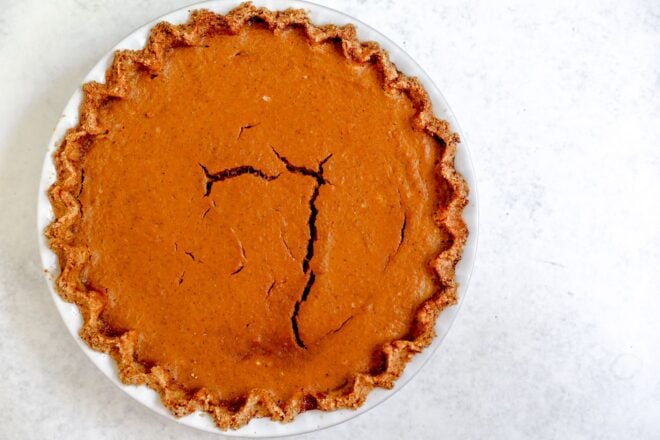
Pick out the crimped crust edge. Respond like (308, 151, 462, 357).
(46, 2, 469, 430)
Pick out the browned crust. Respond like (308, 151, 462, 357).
(46, 2, 468, 430)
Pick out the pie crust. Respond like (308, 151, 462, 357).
(46, 2, 468, 430)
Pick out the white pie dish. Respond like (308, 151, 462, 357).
(36, 0, 479, 436)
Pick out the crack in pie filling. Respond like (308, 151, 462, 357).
(46, 2, 468, 430)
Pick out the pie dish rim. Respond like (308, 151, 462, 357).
(36, 0, 479, 436)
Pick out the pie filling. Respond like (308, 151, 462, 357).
(47, 3, 468, 429)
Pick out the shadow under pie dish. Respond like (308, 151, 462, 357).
(43, 1, 469, 432)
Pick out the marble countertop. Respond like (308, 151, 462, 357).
(1, 0, 658, 438)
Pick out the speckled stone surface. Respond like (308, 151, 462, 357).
(1, 0, 658, 439)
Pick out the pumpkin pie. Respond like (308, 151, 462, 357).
(46, 2, 468, 430)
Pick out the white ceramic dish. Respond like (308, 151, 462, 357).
(36, 0, 478, 436)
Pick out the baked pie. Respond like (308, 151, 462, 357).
(46, 2, 468, 430)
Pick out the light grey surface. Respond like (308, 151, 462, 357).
(0, 0, 658, 439)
